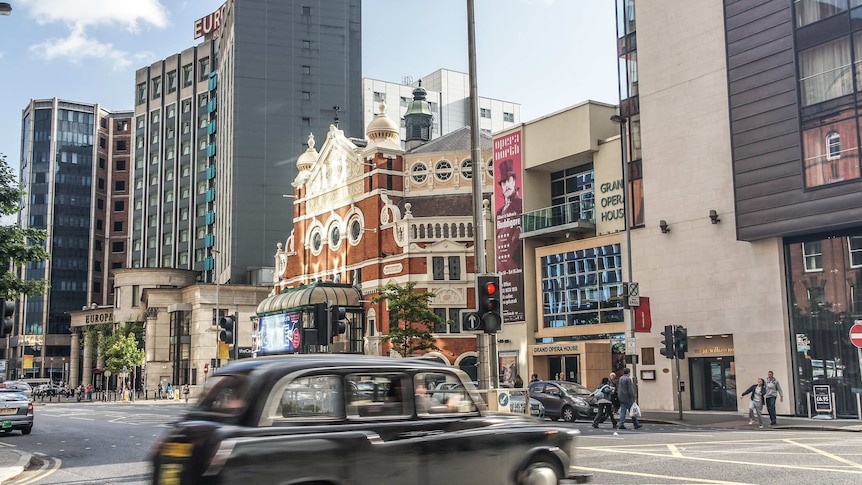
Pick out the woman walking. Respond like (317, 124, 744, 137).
(740, 377, 767, 428)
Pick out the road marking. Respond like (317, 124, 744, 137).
(667, 444, 683, 457)
(784, 439, 862, 469)
(577, 445, 862, 475)
(570, 465, 754, 484)
(13, 457, 62, 485)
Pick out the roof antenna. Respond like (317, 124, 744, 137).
(333, 105, 341, 128)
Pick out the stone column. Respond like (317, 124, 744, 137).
(82, 330, 93, 387)
(70, 329, 80, 387)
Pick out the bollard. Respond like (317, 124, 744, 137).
(833, 392, 837, 420)
(806, 392, 811, 418)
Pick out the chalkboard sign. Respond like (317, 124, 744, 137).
(813, 385, 832, 414)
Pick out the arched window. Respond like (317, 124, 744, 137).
(826, 131, 841, 160)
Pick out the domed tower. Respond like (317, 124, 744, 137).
(296, 132, 319, 173)
(366, 99, 400, 143)
(404, 80, 433, 150)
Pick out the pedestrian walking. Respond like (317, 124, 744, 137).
(86, 383, 92, 401)
(591, 377, 617, 428)
(740, 377, 767, 428)
(764, 370, 783, 426)
(166, 383, 174, 400)
(182, 384, 190, 403)
(158, 383, 164, 400)
(609, 372, 620, 414)
(616, 368, 642, 430)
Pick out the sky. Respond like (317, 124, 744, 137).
(0, 0, 618, 175)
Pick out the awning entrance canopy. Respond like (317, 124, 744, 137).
(256, 281, 362, 316)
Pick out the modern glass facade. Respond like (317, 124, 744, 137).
(785, 233, 862, 418)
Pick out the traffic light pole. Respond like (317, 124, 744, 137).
(675, 349, 683, 420)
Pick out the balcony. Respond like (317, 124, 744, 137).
(520, 200, 595, 239)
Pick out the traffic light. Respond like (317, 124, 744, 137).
(660, 324, 675, 359)
(477, 274, 502, 333)
(674, 326, 688, 359)
(218, 314, 235, 345)
(329, 304, 347, 338)
(0, 298, 13, 338)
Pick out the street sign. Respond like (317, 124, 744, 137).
(203, 363, 209, 374)
(462, 311, 483, 331)
(850, 322, 862, 349)
(626, 282, 640, 307)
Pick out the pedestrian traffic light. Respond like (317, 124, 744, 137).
(660, 324, 675, 359)
(477, 274, 502, 333)
(674, 325, 688, 359)
(218, 314, 235, 345)
(0, 298, 13, 338)
(329, 304, 347, 338)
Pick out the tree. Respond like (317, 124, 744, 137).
(0, 153, 50, 299)
(99, 323, 145, 382)
(371, 281, 442, 357)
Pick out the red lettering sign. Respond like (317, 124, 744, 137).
(194, 3, 226, 39)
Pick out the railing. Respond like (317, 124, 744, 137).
(521, 200, 595, 234)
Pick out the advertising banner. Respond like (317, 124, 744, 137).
(494, 130, 525, 323)
(498, 350, 519, 387)
(258, 311, 302, 355)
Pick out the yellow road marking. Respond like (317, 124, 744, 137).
(784, 439, 862, 470)
(570, 465, 754, 484)
(668, 443, 683, 457)
(13, 457, 62, 485)
(577, 446, 862, 475)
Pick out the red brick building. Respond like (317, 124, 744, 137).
(273, 99, 494, 380)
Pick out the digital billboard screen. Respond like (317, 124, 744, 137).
(258, 311, 302, 355)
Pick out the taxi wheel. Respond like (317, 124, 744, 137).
(517, 458, 562, 485)
(561, 405, 575, 422)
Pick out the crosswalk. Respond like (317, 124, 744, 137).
(39, 404, 184, 427)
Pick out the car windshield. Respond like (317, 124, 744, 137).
(557, 382, 592, 396)
(194, 374, 251, 415)
(0, 391, 28, 402)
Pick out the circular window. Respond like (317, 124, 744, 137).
(330, 225, 341, 248)
(311, 230, 322, 254)
(460, 159, 473, 179)
(411, 162, 428, 184)
(349, 218, 362, 244)
(435, 159, 453, 182)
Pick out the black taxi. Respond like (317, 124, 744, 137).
(150, 355, 589, 485)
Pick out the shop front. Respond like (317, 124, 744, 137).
(686, 335, 737, 411)
(529, 341, 612, 388)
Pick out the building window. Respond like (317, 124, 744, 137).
(311, 230, 323, 254)
(115, 180, 125, 191)
(460, 159, 472, 179)
(151, 110, 160, 124)
(550, 164, 595, 222)
(302, 65, 311, 75)
(503, 112, 514, 122)
(400, 96, 410, 107)
(803, 241, 823, 272)
(448, 256, 461, 280)
(117, 140, 127, 151)
(480, 108, 491, 118)
(432, 257, 445, 280)
(302, 6, 311, 15)
(798, 37, 851, 107)
(99, 137, 106, 148)
(114, 221, 123, 232)
(97, 199, 104, 210)
(349, 217, 362, 244)
(411, 162, 428, 184)
(199, 57, 210, 81)
(826, 131, 841, 160)
(795, 0, 848, 28)
(301, 117, 311, 126)
(183, 63, 193, 87)
(167, 104, 176, 119)
(152, 76, 162, 99)
(114, 201, 124, 212)
(330, 225, 341, 248)
(112, 241, 124, 252)
(435, 160, 453, 182)
(302, 91, 311, 100)
(302, 39, 311, 49)
(182, 99, 191, 113)
(115, 159, 126, 171)
(849, 236, 862, 268)
(136, 82, 146, 104)
(373, 91, 385, 102)
(167, 70, 177, 93)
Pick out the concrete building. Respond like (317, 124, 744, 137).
(613, 0, 862, 418)
(131, 0, 362, 286)
(3, 98, 132, 381)
(363, 68, 520, 144)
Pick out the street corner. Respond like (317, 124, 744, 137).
(0, 448, 35, 484)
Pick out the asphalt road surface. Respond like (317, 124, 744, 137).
(4, 401, 187, 485)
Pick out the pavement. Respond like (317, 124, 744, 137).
(1, 402, 861, 484)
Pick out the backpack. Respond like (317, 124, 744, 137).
(593, 384, 611, 401)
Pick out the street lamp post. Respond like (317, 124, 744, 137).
(212, 249, 220, 366)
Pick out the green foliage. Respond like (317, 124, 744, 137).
(0, 153, 50, 299)
(371, 281, 442, 357)
(99, 323, 146, 374)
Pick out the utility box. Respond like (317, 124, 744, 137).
(486, 388, 511, 413)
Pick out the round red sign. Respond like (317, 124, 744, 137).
(292, 328, 301, 350)
(850, 323, 862, 349)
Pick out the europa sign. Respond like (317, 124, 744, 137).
(194, 3, 227, 39)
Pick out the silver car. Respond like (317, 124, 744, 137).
(0, 389, 34, 435)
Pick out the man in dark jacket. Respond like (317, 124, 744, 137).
(617, 368, 642, 430)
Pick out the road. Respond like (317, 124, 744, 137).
(4, 406, 862, 484)
(2, 401, 187, 484)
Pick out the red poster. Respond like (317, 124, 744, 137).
(493, 131, 525, 323)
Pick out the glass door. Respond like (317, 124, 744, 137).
(690, 357, 737, 411)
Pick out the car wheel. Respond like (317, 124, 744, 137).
(21, 426, 32, 435)
(561, 405, 575, 422)
(517, 457, 562, 485)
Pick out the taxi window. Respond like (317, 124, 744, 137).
(273, 375, 341, 419)
(196, 375, 250, 415)
(345, 374, 409, 418)
(416, 372, 478, 416)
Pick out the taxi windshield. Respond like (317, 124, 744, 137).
(194, 374, 251, 415)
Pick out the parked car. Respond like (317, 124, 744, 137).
(34, 383, 62, 397)
(528, 380, 598, 422)
(150, 354, 590, 485)
(510, 391, 545, 417)
(0, 381, 33, 397)
(0, 389, 34, 435)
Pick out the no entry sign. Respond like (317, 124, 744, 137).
(850, 322, 862, 349)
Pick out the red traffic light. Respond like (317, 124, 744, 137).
(484, 281, 498, 296)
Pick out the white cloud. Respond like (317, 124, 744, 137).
(29, 24, 131, 70)
(21, 0, 169, 32)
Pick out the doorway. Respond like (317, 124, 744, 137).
(690, 357, 737, 411)
(548, 355, 580, 383)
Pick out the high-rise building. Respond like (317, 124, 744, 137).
(363, 68, 520, 145)
(613, 0, 862, 418)
(132, 0, 362, 286)
(7, 98, 132, 380)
